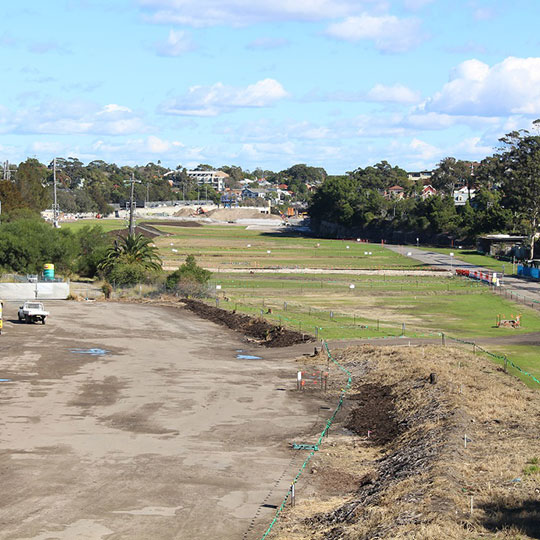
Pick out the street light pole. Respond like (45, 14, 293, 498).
(53, 158, 59, 228)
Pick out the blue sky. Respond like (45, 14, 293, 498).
(1, 0, 540, 174)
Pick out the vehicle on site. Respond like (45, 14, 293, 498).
(18, 301, 49, 324)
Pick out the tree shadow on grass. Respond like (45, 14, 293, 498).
(479, 498, 540, 539)
(260, 229, 312, 239)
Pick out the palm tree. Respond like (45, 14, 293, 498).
(98, 234, 162, 273)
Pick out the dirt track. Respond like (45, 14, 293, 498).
(0, 301, 324, 539)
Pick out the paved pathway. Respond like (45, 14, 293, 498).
(385, 245, 540, 304)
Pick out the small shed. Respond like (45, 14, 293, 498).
(477, 234, 527, 258)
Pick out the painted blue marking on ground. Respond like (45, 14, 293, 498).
(236, 354, 262, 360)
(0, 379, 12, 382)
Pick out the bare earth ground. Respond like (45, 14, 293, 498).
(0, 301, 325, 540)
(272, 345, 540, 539)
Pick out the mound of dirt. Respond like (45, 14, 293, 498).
(141, 220, 202, 228)
(346, 384, 400, 445)
(205, 208, 280, 221)
(172, 207, 197, 217)
(182, 299, 313, 347)
(273, 345, 540, 539)
(108, 224, 165, 239)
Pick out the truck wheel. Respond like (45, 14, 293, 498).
(42, 318, 46, 325)
(25, 315, 30, 324)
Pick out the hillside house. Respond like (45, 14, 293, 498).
(453, 186, 475, 206)
(421, 185, 437, 199)
(186, 169, 229, 192)
(385, 185, 405, 199)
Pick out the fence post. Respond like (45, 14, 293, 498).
(504, 356, 508, 373)
(441, 332, 446, 346)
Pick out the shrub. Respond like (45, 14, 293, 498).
(166, 255, 211, 291)
(108, 263, 146, 287)
(101, 282, 113, 299)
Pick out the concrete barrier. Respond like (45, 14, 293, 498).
(0, 283, 70, 300)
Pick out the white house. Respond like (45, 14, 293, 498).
(186, 170, 229, 192)
(453, 186, 475, 206)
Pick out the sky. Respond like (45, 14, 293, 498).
(1, 0, 540, 174)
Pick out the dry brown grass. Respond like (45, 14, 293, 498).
(267, 344, 540, 539)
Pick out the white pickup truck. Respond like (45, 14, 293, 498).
(18, 301, 49, 324)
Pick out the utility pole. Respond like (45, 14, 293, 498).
(129, 173, 136, 236)
(53, 158, 60, 228)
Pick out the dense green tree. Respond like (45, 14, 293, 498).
(219, 165, 244, 185)
(0, 217, 78, 274)
(309, 175, 358, 226)
(74, 225, 111, 277)
(350, 161, 409, 191)
(431, 157, 472, 196)
(497, 125, 540, 257)
(14, 158, 50, 210)
(0, 180, 26, 214)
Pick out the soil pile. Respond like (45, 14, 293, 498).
(141, 220, 202, 228)
(345, 384, 400, 445)
(205, 208, 280, 221)
(182, 299, 313, 347)
(173, 207, 197, 217)
(108, 224, 165, 239)
(273, 345, 540, 539)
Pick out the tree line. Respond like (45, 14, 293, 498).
(0, 159, 327, 219)
(309, 126, 540, 257)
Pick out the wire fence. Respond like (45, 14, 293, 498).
(258, 341, 352, 540)
(443, 334, 540, 386)
(204, 296, 540, 387)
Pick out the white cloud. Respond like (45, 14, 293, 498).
(98, 104, 133, 114)
(160, 78, 289, 116)
(156, 29, 195, 56)
(139, 0, 383, 27)
(147, 135, 184, 152)
(325, 14, 423, 52)
(367, 83, 421, 103)
(408, 138, 440, 161)
(0, 100, 148, 136)
(425, 57, 540, 116)
(92, 136, 187, 158)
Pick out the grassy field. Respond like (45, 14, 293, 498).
(153, 226, 423, 270)
(417, 246, 515, 274)
(61, 218, 126, 233)
(485, 344, 540, 387)
(63, 219, 540, 385)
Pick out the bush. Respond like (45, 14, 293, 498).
(169, 278, 210, 298)
(101, 282, 113, 299)
(108, 263, 146, 287)
(166, 255, 211, 291)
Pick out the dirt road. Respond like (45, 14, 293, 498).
(0, 301, 324, 539)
